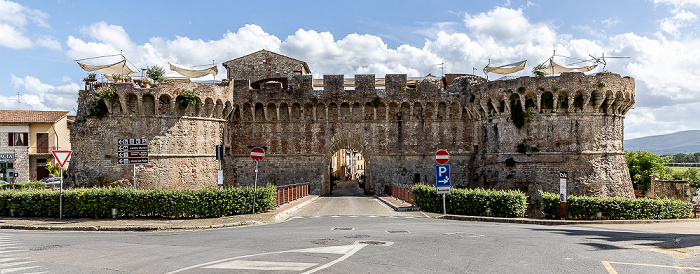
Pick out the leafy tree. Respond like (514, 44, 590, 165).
(532, 63, 547, 77)
(146, 65, 165, 81)
(45, 159, 66, 177)
(626, 150, 669, 191)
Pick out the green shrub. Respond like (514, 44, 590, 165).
(412, 184, 527, 217)
(0, 185, 278, 218)
(539, 191, 693, 219)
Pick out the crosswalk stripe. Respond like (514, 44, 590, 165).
(1, 265, 41, 273)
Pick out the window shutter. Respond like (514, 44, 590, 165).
(8, 133, 13, 146)
(23, 133, 28, 146)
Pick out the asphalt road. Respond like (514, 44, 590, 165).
(0, 188, 698, 273)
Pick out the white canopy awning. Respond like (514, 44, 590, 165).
(77, 60, 136, 76)
(169, 63, 218, 78)
(484, 60, 527, 74)
(537, 61, 597, 75)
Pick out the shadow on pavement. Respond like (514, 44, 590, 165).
(329, 180, 367, 197)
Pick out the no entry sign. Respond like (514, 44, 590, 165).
(435, 149, 450, 165)
(250, 146, 265, 161)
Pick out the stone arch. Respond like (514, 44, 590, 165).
(321, 132, 372, 195)
(303, 102, 314, 121)
(572, 91, 585, 112)
(412, 102, 422, 120)
(495, 95, 506, 114)
(524, 92, 537, 112)
(242, 103, 253, 121)
(401, 102, 411, 120)
(140, 94, 155, 115)
(214, 99, 223, 119)
(589, 90, 603, 111)
(376, 102, 386, 120)
(473, 99, 485, 119)
(203, 98, 215, 118)
(364, 102, 374, 120)
(450, 102, 460, 119)
(291, 103, 302, 121)
(612, 91, 625, 114)
(108, 95, 122, 114)
(388, 102, 399, 120)
(267, 103, 277, 121)
(541, 91, 554, 112)
(279, 103, 290, 120)
(316, 102, 326, 121)
(232, 104, 241, 121)
(125, 93, 138, 115)
(425, 102, 435, 119)
(600, 91, 613, 113)
(340, 102, 351, 120)
(437, 102, 448, 119)
(462, 106, 472, 119)
(557, 91, 570, 112)
(223, 101, 232, 120)
(328, 103, 339, 120)
(158, 95, 170, 115)
(352, 102, 362, 120)
(484, 98, 495, 116)
(254, 103, 265, 121)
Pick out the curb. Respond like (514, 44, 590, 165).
(274, 195, 320, 220)
(374, 195, 420, 212)
(438, 214, 700, 225)
(0, 221, 261, 232)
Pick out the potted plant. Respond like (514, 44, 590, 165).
(146, 65, 165, 83)
(142, 78, 152, 88)
(112, 74, 123, 83)
(83, 73, 97, 82)
(124, 75, 132, 82)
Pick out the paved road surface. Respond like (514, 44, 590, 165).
(291, 180, 424, 217)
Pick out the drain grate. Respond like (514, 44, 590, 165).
(311, 239, 340, 245)
(443, 232, 485, 238)
(354, 240, 394, 246)
(386, 230, 409, 234)
(344, 234, 370, 239)
(331, 227, 355, 231)
(30, 244, 62, 251)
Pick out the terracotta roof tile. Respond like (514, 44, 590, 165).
(0, 110, 70, 124)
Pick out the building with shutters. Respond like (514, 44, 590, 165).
(0, 110, 71, 182)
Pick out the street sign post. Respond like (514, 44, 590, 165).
(248, 146, 266, 214)
(52, 150, 72, 219)
(118, 139, 149, 189)
(559, 172, 568, 219)
(436, 164, 451, 215)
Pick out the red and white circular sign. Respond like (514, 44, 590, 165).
(435, 149, 450, 164)
(250, 146, 265, 161)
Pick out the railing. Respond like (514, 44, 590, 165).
(277, 182, 310, 206)
(29, 146, 59, 154)
(385, 183, 414, 205)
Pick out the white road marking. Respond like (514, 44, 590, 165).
(203, 260, 316, 271)
(167, 244, 368, 273)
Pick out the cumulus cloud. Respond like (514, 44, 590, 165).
(6, 75, 79, 112)
(658, 9, 697, 37)
(0, 0, 59, 50)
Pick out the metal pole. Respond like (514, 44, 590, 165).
(442, 194, 446, 215)
(253, 161, 258, 214)
(133, 164, 136, 189)
(59, 168, 63, 219)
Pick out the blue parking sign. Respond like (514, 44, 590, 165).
(436, 164, 450, 194)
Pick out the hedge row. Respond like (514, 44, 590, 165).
(539, 191, 693, 220)
(0, 185, 277, 218)
(412, 184, 527, 217)
(0, 182, 45, 190)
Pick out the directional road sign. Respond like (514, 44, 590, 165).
(436, 164, 451, 194)
(118, 138, 149, 165)
(435, 149, 450, 165)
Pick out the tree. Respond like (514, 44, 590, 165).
(626, 150, 669, 191)
(45, 159, 66, 177)
(146, 65, 165, 81)
(532, 63, 547, 77)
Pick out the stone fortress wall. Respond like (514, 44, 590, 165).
(69, 51, 636, 198)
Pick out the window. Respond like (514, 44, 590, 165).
(8, 133, 28, 146)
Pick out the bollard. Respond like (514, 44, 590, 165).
(111, 208, 117, 219)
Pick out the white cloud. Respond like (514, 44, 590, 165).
(0, 0, 55, 50)
(464, 7, 556, 46)
(7, 75, 79, 112)
(658, 9, 697, 37)
(654, 0, 700, 8)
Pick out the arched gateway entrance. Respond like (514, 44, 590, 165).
(323, 133, 371, 196)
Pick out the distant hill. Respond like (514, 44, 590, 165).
(625, 130, 700, 155)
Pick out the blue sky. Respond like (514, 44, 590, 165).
(1, 0, 700, 139)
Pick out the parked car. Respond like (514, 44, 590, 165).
(40, 177, 62, 189)
(0, 180, 7, 184)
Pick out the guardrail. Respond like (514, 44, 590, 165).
(277, 182, 310, 206)
(385, 183, 414, 205)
